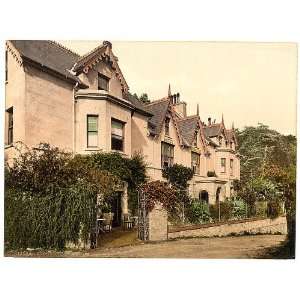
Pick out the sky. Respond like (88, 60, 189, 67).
(60, 41, 297, 135)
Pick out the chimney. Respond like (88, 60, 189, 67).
(177, 93, 180, 103)
(208, 117, 212, 126)
(103, 41, 112, 49)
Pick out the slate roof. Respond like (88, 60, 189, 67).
(203, 124, 222, 137)
(124, 93, 153, 116)
(146, 98, 171, 135)
(72, 43, 107, 73)
(10, 40, 87, 87)
(177, 116, 199, 146)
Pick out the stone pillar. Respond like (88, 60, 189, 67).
(148, 203, 168, 241)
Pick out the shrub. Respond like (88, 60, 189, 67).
(5, 143, 147, 250)
(267, 201, 283, 219)
(207, 171, 217, 177)
(140, 181, 178, 213)
(230, 197, 247, 219)
(187, 201, 210, 224)
(162, 164, 193, 189)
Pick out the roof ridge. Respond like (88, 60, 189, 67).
(78, 42, 105, 60)
(205, 123, 221, 127)
(178, 115, 199, 121)
(146, 97, 169, 106)
(49, 41, 80, 57)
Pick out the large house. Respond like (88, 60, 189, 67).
(4, 40, 240, 224)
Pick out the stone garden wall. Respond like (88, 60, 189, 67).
(168, 216, 287, 239)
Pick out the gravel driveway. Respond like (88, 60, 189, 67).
(85, 234, 286, 258)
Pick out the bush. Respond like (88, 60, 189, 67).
(230, 197, 247, 219)
(5, 143, 147, 250)
(207, 171, 217, 177)
(187, 201, 210, 224)
(267, 201, 283, 219)
(140, 181, 178, 213)
(162, 164, 193, 189)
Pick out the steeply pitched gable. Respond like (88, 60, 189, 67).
(71, 41, 129, 93)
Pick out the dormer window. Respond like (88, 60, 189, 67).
(219, 136, 222, 146)
(193, 131, 198, 147)
(98, 73, 109, 91)
(165, 117, 170, 136)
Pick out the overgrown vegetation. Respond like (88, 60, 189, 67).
(5, 143, 147, 250)
(235, 123, 296, 256)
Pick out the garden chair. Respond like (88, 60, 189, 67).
(122, 213, 134, 230)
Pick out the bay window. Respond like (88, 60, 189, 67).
(111, 119, 124, 151)
(87, 115, 98, 148)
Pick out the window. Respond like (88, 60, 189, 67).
(230, 159, 234, 175)
(5, 50, 8, 82)
(87, 115, 98, 147)
(219, 136, 222, 146)
(221, 158, 226, 173)
(165, 117, 170, 136)
(193, 131, 198, 147)
(98, 73, 109, 91)
(191, 152, 200, 174)
(111, 119, 124, 151)
(7, 107, 13, 145)
(161, 142, 174, 168)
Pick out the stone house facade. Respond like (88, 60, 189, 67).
(4, 40, 240, 222)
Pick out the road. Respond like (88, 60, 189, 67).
(85, 234, 286, 258)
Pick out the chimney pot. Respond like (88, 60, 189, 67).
(103, 41, 112, 48)
(208, 117, 212, 125)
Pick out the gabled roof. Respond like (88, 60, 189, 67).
(177, 116, 199, 146)
(8, 40, 87, 87)
(203, 124, 222, 137)
(226, 128, 238, 145)
(71, 41, 129, 93)
(146, 98, 171, 135)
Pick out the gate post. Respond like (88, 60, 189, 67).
(148, 203, 168, 241)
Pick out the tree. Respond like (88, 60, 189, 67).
(236, 124, 296, 256)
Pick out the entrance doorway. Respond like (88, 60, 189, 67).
(111, 192, 122, 227)
(199, 190, 209, 204)
(216, 187, 221, 205)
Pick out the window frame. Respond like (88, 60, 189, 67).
(98, 73, 110, 91)
(111, 118, 125, 152)
(87, 114, 99, 148)
(164, 117, 170, 136)
(193, 131, 198, 147)
(221, 158, 226, 173)
(230, 158, 234, 175)
(6, 107, 13, 145)
(191, 152, 200, 174)
(161, 142, 174, 169)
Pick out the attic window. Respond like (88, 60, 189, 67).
(219, 136, 222, 146)
(98, 73, 109, 91)
(165, 117, 170, 136)
(193, 131, 198, 147)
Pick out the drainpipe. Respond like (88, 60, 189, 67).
(73, 82, 79, 155)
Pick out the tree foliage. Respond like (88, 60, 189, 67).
(236, 124, 296, 253)
(140, 181, 178, 213)
(162, 163, 193, 189)
(5, 143, 147, 250)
